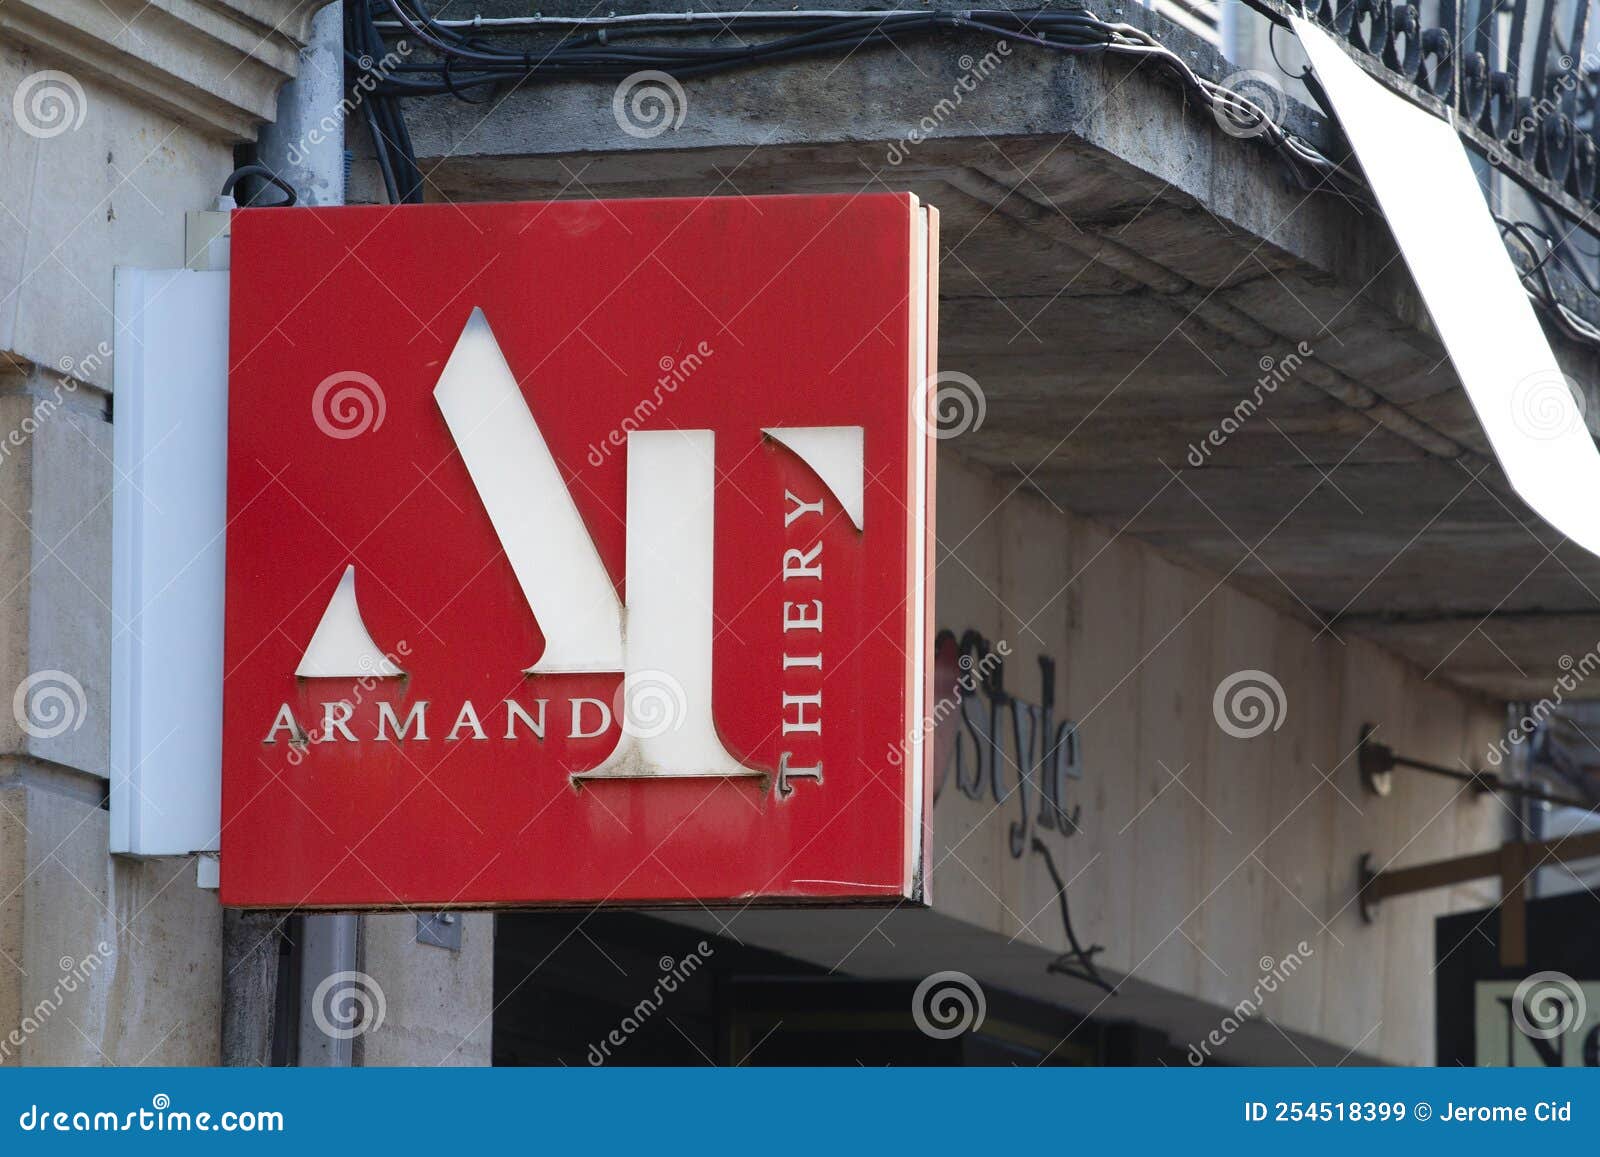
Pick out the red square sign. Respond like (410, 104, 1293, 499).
(221, 194, 936, 908)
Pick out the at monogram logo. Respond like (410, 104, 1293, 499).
(270, 309, 864, 785)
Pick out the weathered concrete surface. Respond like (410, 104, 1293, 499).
(357, 912, 493, 1066)
(221, 910, 283, 1066)
(0, 38, 234, 392)
(0, 382, 112, 777)
(0, 0, 322, 142)
(383, 2, 1600, 697)
(0, 783, 221, 1065)
(0, 363, 220, 1063)
(0, 0, 508, 1070)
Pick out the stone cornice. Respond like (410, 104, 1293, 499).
(0, 0, 325, 141)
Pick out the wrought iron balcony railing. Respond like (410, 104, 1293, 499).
(1244, 0, 1600, 223)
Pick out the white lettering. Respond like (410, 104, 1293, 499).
(783, 600, 823, 631)
(320, 701, 357, 742)
(447, 700, 488, 741)
(782, 692, 822, 735)
(504, 699, 547, 739)
(783, 490, 824, 527)
(570, 697, 613, 739)
(376, 701, 429, 741)
(782, 542, 822, 580)
(263, 703, 305, 744)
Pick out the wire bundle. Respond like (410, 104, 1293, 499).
(348, 0, 1600, 350)
(349, 1, 1360, 202)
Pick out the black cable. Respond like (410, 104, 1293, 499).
(222, 163, 298, 207)
(347, 1, 397, 201)
(349, 0, 425, 202)
(348, 2, 1355, 198)
(342, 1, 1600, 348)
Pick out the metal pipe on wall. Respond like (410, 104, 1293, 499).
(233, 0, 356, 1067)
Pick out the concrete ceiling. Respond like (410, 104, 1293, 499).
(387, 15, 1600, 700)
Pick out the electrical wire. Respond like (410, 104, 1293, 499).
(1499, 214, 1600, 344)
(221, 163, 298, 206)
(348, 1, 1361, 195)
(346, 0, 1600, 350)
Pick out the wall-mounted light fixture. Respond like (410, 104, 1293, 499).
(1356, 724, 1588, 809)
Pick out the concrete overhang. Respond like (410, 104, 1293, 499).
(380, 0, 1600, 699)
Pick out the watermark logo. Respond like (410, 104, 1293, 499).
(13, 670, 87, 740)
(587, 941, 715, 1064)
(1511, 971, 1587, 1040)
(1211, 669, 1285, 739)
(13, 71, 88, 139)
(612, 71, 688, 139)
(586, 342, 713, 467)
(1212, 71, 1286, 140)
(287, 44, 412, 169)
(0, 941, 112, 1063)
(310, 970, 386, 1040)
(1486, 644, 1600, 766)
(1509, 368, 1586, 441)
(886, 42, 1011, 164)
(912, 970, 986, 1038)
(887, 637, 1009, 767)
(1485, 52, 1592, 168)
(614, 669, 689, 740)
(1187, 941, 1314, 1064)
(312, 371, 387, 440)
(918, 370, 986, 440)
(1186, 341, 1312, 466)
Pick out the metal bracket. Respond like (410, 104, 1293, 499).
(1357, 721, 1588, 807)
(416, 912, 462, 951)
(1357, 723, 1393, 796)
(1357, 851, 1379, 924)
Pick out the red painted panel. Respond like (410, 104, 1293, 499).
(221, 194, 934, 908)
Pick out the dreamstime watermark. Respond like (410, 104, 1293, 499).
(1211, 70, 1287, 140)
(284, 642, 413, 765)
(917, 370, 986, 440)
(886, 638, 1010, 766)
(1485, 640, 1600, 766)
(12, 70, 88, 139)
(912, 970, 986, 1038)
(1212, 668, 1286, 739)
(286, 43, 412, 169)
(312, 370, 387, 439)
(614, 669, 689, 739)
(0, 942, 113, 1063)
(1508, 368, 1587, 442)
(0, 343, 105, 466)
(310, 970, 386, 1040)
(1186, 341, 1313, 466)
(17, 1095, 283, 1133)
(12, 670, 88, 741)
(612, 71, 688, 139)
(587, 941, 715, 1064)
(1484, 52, 1596, 168)
(586, 342, 713, 467)
(1186, 941, 1315, 1064)
(886, 42, 1012, 165)
(1511, 971, 1587, 1040)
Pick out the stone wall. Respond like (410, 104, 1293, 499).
(0, 2, 495, 1067)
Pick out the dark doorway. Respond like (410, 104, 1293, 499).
(493, 912, 1178, 1065)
